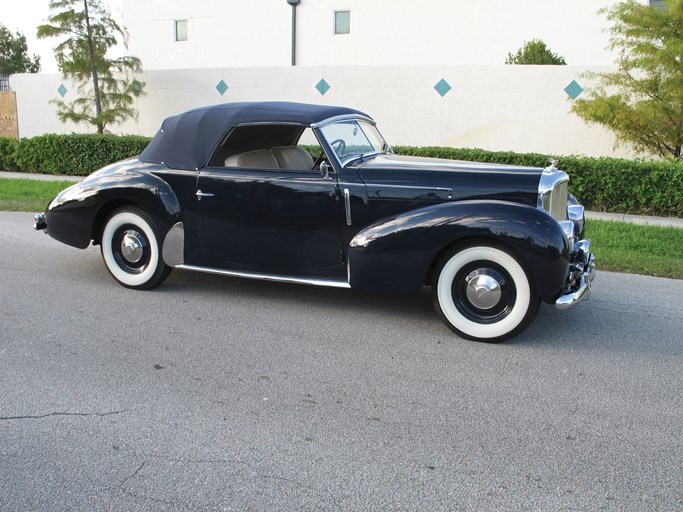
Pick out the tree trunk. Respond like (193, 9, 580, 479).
(83, 0, 103, 133)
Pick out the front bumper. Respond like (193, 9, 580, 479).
(555, 239, 595, 310)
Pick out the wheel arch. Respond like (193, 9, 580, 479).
(91, 198, 141, 245)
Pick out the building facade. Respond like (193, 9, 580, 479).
(121, 0, 653, 70)
(10, 0, 667, 157)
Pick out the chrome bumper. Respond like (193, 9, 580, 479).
(556, 239, 595, 310)
(33, 212, 47, 231)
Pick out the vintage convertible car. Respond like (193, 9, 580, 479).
(34, 101, 594, 342)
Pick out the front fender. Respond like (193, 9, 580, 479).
(45, 161, 182, 249)
(348, 200, 570, 302)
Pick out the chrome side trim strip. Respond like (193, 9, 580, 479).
(365, 183, 453, 193)
(162, 222, 184, 267)
(343, 188, 352, 226)
(176, 264, 351, 288)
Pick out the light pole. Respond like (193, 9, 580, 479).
(287, 0, 300, 66)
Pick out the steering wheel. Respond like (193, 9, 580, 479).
(330, 139, 346, 155)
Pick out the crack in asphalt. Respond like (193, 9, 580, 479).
(0, 411, 125, 421)
(119, 461, 146, 488)
(120, 488, 192, 510)
(245, 463, 343, 512)
(116, 443, 343, 511)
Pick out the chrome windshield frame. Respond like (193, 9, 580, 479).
(312, 114, 389, 168)
(311, 113, 376, 129)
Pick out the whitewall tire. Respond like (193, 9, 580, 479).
(101, 207, 171, 289)
(432, 243, 540, 342)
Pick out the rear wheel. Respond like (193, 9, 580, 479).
(100, 207, 171, 289)
(432, 243, 540, 342)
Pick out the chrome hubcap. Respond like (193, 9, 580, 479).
(465, 272, 502, 310)
(121, 231, 144, 263)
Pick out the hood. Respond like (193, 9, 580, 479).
(354, 154, 543, 206)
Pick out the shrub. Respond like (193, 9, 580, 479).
(3, 135, 681, 217)
(394, 146, 683, 217)
(13, 134, 150, 175)
(0, 137, 19, 171)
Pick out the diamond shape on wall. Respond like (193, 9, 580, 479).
(434, 79, 451, 97)
(57, 84, 68, 97)
(564, 80, 584, 99)
(315, 79, 330, 96)
(216, 80, 229, 96)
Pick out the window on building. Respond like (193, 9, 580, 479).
(174, 20, 188, 42)
(649, 0, 666, 8)
(334, 10, 350, 35)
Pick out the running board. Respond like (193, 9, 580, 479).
(176, 264, 351, 288)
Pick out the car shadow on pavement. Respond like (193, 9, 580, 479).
(64, 250, 683, 352)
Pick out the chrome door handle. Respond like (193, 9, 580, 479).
(196, 190, 215, 201)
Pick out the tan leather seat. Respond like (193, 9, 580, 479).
(272, 146, 315, 170)
(225, 149, 279, 168)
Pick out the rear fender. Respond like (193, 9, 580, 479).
(348, 200, 570, 302)
(45, 168, 181, 249)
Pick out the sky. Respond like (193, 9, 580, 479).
(1, 0, 122, 73)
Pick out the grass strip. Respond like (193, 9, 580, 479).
(0, 178, 75, 212)
(586, 219, 683, 280)
(0, 178, 680, 279)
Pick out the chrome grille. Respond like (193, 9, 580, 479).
(537, 166, 569, 221)
(550, 179, 568, 221)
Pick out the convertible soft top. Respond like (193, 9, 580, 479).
(139, 101, 367, 170)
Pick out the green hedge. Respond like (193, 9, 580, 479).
(1, 135, 681, 217)
(1, 134, 151, 176)
(0, 137, 19, 172)
(394, 146, 683, 217)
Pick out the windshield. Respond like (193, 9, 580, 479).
(319, 119, 389, 165)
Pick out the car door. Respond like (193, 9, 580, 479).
(183, 166, 346, 278)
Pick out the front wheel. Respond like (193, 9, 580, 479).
(100, 207, 171, 290)
(432, 243, 540, 343)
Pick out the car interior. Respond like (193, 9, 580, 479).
(208, 124, 322, 171)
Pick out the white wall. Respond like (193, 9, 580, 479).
(10, 65, 632, 159)
(121, 0, 638, 70)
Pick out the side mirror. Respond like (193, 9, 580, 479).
(320, 160, 333, 180)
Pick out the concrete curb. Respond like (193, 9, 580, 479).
(585, 211, 683, 229)
(2, 170, 681, 228)
(0, 171, 83, 182)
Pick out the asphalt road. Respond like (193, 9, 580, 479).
(1, 211, 681, 512)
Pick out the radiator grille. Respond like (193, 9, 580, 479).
(537, 168, 569, 221)
(550, 179, 568, 221)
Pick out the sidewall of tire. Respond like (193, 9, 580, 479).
(433, 244, 538, 342)
(101, 208, 169, 289)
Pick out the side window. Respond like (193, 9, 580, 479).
(208, 125, 318, 171)
(297, 128, 323, 166)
